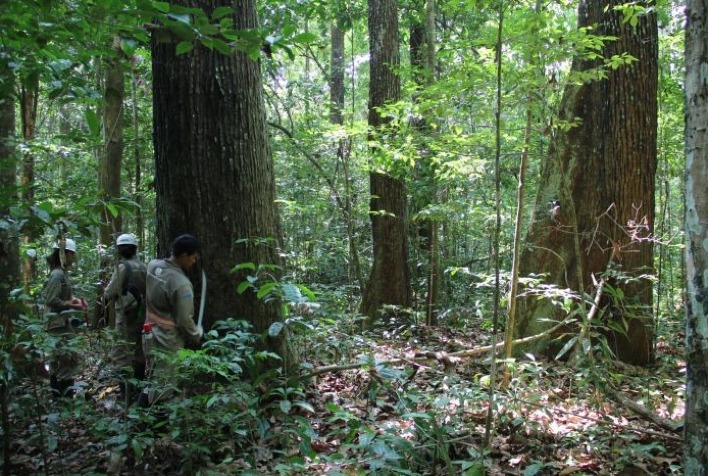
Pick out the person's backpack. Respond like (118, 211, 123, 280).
(121, 261, 145, 321)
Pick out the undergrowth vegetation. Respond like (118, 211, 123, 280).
(2, 286, 684, 475)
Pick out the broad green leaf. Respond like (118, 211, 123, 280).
(212, 6, 233, 19)
(232, 262, 256, 272)
(106, 203, 119, 218)
(236, 281, 250, 294)
(84, 109, 100, 137)
(555, 336, 578, 360)
(131, 438, 143, 459)
(292, 32, 318, 43)
(268, 321, 284, 337)
(256, 282, 277, 299)
(175, 41, 193, 55)
(151, 1, 170, 13)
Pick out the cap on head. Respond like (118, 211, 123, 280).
(171, 234, 199, 257)
(116, 233, 138, 247)
(53, 238, 77, 253)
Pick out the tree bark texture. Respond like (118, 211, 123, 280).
(361, 0, 412, 320)
(0, 58, 20, 335)
(20, 80, 37, 287)
(330, 24, 345, 125)
(517, 0, 657, 365)
(100, 37, 125, 245)
(684, 0, 708, 470)
(152, 0, 284, 340)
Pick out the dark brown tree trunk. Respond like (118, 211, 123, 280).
(129, 57, 145, 245)
(684, 0, 708, 468)
(360, 0, 412, 321)
(0, 49, 20, 476)
(101, 37, 124, 244)
(330, 24, 345, 126)
(152, 0, 287, 359)
(517, 0, 657, 365)
(20, 80, 37, 288)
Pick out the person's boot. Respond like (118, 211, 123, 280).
(133, 362, 146, 382)
(59, 379, 75, 398)
(50, 376, 75, 398)
(50, 375, 61, 398)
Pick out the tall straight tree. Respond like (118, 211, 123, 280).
(19, 75, 38, 287)
(100, 36, 125, 245)
(330, 20, 364, 293)
(516, 0, 658, 365)
(684, 0, 708, 468)
(151, 0, 287, 358)
(409, 0, 439, 325)
(361, 0, 412, 320)
(0, 53, 20, 328)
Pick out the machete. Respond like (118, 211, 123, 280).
(198, 268, 206, 328)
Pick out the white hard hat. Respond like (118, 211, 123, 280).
(53, 238, 77, 252)
(116, 233, 138, 246)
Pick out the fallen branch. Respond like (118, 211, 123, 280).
(603, 385, 682, 434)
(516, 393, 682, 441)
(302, 318, 573, 379)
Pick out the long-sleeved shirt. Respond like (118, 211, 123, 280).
(145, 258, 201, 351)
(44, 268, 74, 313)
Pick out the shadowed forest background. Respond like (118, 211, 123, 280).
(0, 0, 705, 474)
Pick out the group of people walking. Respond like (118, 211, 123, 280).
(43, 233, 204, 404)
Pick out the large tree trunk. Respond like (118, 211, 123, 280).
(360, 0, 412, 320)
(517, 0, 657, 365)
(684, 0, 708, 469)
(152, 0, 286, 359)
(0, 50, 20, 476)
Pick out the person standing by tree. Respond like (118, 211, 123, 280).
(43, 238, 87, 397)
(103, 233, 147, 402)
(142, 234, 203, 404)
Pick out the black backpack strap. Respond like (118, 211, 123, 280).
(121, 260, 133, 296)
(121, 261, 142, 303)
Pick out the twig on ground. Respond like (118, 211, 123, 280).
(302, 319, 572, 379)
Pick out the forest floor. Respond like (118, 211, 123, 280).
(4, 319, 685, 475)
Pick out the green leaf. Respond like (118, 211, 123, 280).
(212, 6, 233, 19)
(232, 262, 256, 272)
(268, 321, 284, 337)
(555, 336, 578, 360)
(256, 282, 277, 299)
(292, 32, 318, 43)
(236, 281, 250, 294)
(212, 39, 232, 56)
(176, 41, 193, 55)
(84, 109, 100, 137)
(151, 1, 170, 13)
(281, 282, 302, 303)
(293, 401, 315, 413)
(279, 399, 292, 413)
(131, 438, 143, 459)
(106, 203, 119, 218)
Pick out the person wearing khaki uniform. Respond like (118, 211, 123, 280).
(43, 238, 87, 398)
(142, 234, 203, 404)
(104, 233, 147, 401)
